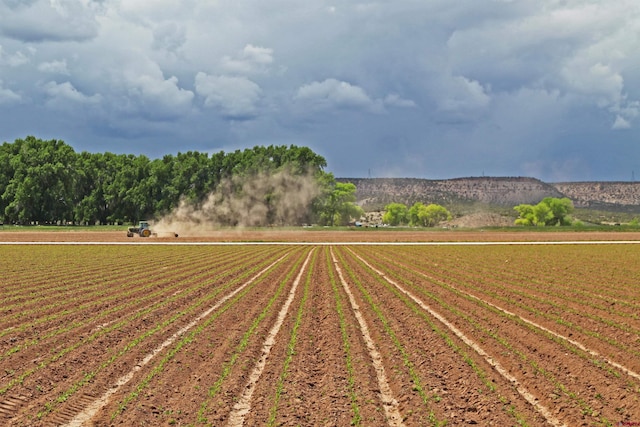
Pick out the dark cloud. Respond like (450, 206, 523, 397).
(0, 0, 100, 42)
(0, 0, 639, 181)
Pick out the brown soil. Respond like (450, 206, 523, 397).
(346, 244, 640, 424)
(2, 228, 640, 243)
(1, 230, 640, 426)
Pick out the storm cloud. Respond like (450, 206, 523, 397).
(1, 0, 639, 181)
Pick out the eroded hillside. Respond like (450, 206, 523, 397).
(551, 182, 640, 208)
(341, 177, 564, 209)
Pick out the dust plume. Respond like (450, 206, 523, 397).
(153, 169, 321, 236)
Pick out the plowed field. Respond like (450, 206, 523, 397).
(1, 231, 640, 426)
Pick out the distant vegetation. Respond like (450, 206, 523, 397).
(514, 197, 574, 226)
(0, 136, 359, 226)
(4, 137, 640, 229)
(382, 202, 452, 227)
(343, 177, 640, 227)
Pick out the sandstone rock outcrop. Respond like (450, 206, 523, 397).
(341, 177, 564, 208)
(551, 182, 640, 208)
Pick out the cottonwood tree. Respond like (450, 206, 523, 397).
(383, 202, 451, 227)
(382, 202, 409, 225)
(0, 136, 332, 226)
(514, 197, 574, 226)
(315, 179, 363, 226)
(409, 202, 452, 227)
(3, 137, 76, 224)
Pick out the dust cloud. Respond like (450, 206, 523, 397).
(153, 169, 321, 236)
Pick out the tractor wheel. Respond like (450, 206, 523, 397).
(127, 232, 134, 237)
(141, 229, 151, 237)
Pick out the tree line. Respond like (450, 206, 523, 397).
(514, 197, 575, 226)
(382, 202, 452, 227)
(382, 198, 577, 228)
(0, 136, 360, 226)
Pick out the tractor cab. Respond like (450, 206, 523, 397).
(127, 220, 153, 237)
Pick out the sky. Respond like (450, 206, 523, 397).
(1, 0, 639, 182)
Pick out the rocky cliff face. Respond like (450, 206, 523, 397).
(551, 182, 640, 208)
(340, 177, 565, 209)
(338, 177, 640, 211)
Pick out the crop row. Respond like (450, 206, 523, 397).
(358, 244, 640, 375)
(99, 246, 546, 426)
(0, 245, 298, 425)
(1, 243, 639, 426)
(347, 244, 640, 424)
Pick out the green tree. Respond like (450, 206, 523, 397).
(3, 137, 77, 224)
(0, 142, 16, 222)
(149, 155, 178, 215)
(542, 197, 574, 226)
(409, 202, 451, 227)
(156, 151, 214, 212)
(382, 203, 409, 226)
(219, 145, 327, 178)
(123, 155, 156, 222)
(532, 202, 553, 226)
(310, 171, 335, 224)
(73, 151, 106, 225)
(514, 197, 574, 226)
(315, 179, 362, 226)
(99, 154, 152, 224)
(0, 137, 331, 226)
(514, 204, 536, 226)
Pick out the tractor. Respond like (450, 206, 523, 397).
(127, 221, 154, 237)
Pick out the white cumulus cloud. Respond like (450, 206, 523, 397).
(383, 94, 417, 108)
(221, 44, 275, 75)
(123, 73, 194, 120)
(0, 80, 20, 104)
(437, 75, 491, 112)
(1, 0, 640, 180)
(38, 59, 70, 75)
(0, 0, 101, 42)
(294, 78, 383, 112)
(562, 62, 624, 107)
(612, 115, 631, 130)
(43, 81, 100, 103)
(195, 72, 262, 119)
(152, 21, 187, 53)
(2, 49, 31, 67)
